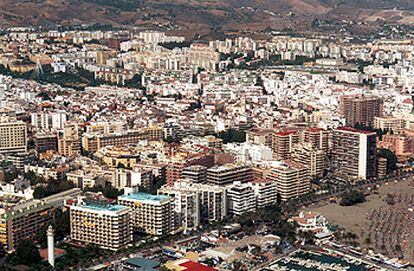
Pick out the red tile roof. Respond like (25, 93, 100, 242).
(179, 260, 218, 271)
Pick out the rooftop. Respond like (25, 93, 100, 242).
(118, 192, 170, 202)
(78, 201, 129, 212)
(336, 126, 376, 135)
(123, 257, 160, 271)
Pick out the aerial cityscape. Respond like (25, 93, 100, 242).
(1, 0, 414, 270)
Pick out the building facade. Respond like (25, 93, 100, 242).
(70, 201, 132, 250)
(331, 127, 377, 180)
(118, 192, 174, 236)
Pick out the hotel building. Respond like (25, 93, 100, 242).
(118, 192, 174, 236)
(70, 201, 132, 250)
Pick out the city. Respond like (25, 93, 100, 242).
(0, 2, 414, 271)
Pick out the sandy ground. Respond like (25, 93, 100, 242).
(309, 180, 414, 262)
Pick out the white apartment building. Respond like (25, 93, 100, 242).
(31, 112, 67, 130)
(70, 201, 132, 251)
(266, 161, 311, 201)
(250, 180, 278, 209)
(158, 180, 227, 231)
(118, 191, 174, 236)
(226, 181, 256, 216)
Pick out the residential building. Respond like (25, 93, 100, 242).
(206, 163, 252, 186)
(379, 133, 414, 159)
(158, 183, 200, 232)
(70, 200, 132, 250)
(118, 191, 174, 236)
(272, 130, 299, 160)
(339, 95, 383, 127)
(226, 181, 256, 216)
(266, 162, 310, 201)
(331, 127, 377, 180)
(182, 165, 207, 183)
(34, 133, 58, 153)
(158, 180, 227, 231)
(374, 116, 406, 134)
(0, 200, 55, 251)
(0, 116, 27, 154)
(302, 127, 330, 152)
(250, 179, 278, 208)
(291, 144, 327, 179)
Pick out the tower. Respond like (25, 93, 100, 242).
(47, 225, 55, 268)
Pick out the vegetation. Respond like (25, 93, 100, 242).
(0, 64, 144, 91)
(24, 170, 46, 185)
(85, 184, 124, 199)
(378, 148, 398, 173)
(159, 41, 191, 50)
(340, 190, 366, 206)
(8, 239, 42, 266)
(35, 209, 70, 248)
(217, 129, 246, 143)
(33, 179, 74, 199)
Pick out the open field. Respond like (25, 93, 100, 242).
(309, 179, 414, 262)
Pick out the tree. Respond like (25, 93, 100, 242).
(378, 148, 398, 173)
(15, 239, 42, 265)
(340, 190, 365, 206)
(300, 231, 316, 245)
(33, 186, 48, 199)
(217, 129, 246, 143)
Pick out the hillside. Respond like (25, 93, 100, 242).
(0, 0, 413, 36)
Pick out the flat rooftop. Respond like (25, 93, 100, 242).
(119, 192, 170, 202)
(79, 201, 129, 212)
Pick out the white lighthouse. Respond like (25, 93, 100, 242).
(47, 225, 55, 268)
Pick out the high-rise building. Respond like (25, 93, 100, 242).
(31, 112, 67, 130)
(379, 133, 414, 158)
(58, 123, 80, 157)
(302, 128, 330, 152)
(158, 184, 200, 232)
(82, 130, 149, 153)
(118, 192, 174, 236)
(226, 182, 256, 216)
(0, 116, 27, 154)
(206, 163, 252, 186)
(291, 144, 327, 179)
(331, 127, 377, 180)
(158, 180, 227, 230)
(70, 201, 132, 250)
(266, 162, 310, 201)
(246, 128, 273, 149)
(272, 130, 299, 160)
(182, 165, 207, 183)
(0, 199, 55, 251)
(339, 95, 383, 127)
(34, 133, 58, 153)
(250, 179, 278, 209)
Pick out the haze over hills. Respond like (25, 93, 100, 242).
(0, 0, 413, 35)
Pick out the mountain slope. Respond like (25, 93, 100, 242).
(0, 0, 412, 33)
